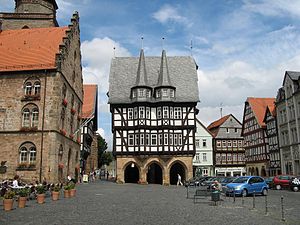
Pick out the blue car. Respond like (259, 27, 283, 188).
(225, 176, 268, 197)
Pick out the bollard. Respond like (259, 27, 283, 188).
(265, 195, 268, 216)
(242, 194, 244, 207)
(252, 191, 256, 209)
(281, 196, 285, 221)
(233, 191, 236, 203)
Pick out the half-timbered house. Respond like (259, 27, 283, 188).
(242, 97, 275, 176)
(207, 114, 246, 176)
(108, 49, 199, 185)
(263, 105, 281, 176)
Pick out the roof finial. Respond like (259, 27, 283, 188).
(190, 40, 193, 56)
(220, 102, 223, 118)
(162, 37, 165, 50)
(141, 36, 144, 50)
(113, 46, 116, 58)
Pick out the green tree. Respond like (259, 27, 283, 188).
(97, 135, 113, 167)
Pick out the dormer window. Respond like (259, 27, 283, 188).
(157, 90, 161, 98)
(170, 90, 175, 98)
(138, 89, 144, 98)
(146, 90, 151, 98)
(162, 89, 168, 97)
(132, 90, 136, 98)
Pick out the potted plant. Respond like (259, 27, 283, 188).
(17, 188, 29, 208)
(3, 190, 15, 211)
(36, 185, 46, 204)
(51, 184, 61, 201)
(63, 184, 71, 198)
(69, 182, 76, 197)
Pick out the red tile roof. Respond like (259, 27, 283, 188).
(207, 114, 230, 131)
(0, 27, 68, 72)
(247, 97, 275, 127)
(82, 85, 97, 119)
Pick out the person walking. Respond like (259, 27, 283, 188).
(177, 174, 183, 186)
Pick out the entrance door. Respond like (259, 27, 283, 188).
(170, 162, 185, 185)
(147, 163, 162, 184)
(124, 163, 139, 183)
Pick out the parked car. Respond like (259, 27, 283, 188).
(225, 176, 268, 197)
(220, 177, 236, 186)
(273, 175, 294, 190)
(290, 177, 300, 192)
(264, 177, 274, 189)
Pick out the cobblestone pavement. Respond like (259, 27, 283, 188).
(0, 181, 299, 225)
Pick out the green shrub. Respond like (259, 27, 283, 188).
(4, 190, 15, 199)
(36, 185, 46, 194)
(18, 188, 30, 197)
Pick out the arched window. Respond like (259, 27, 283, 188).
(29, 147, 36, 163)
(20, 147, 28, 163)
(22, 108, 30, 127)
(31, 108, 39, 127)
(19, 142, 37, 165)
(24, 82, 32, 95)
(34, 81, 41, 95)
(58, 144, 63, 161)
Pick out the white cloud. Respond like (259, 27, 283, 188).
(81, 37, 131, 97)
(152, 4, 191, 27)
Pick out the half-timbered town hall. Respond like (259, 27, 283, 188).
(108, 49, 199, 185)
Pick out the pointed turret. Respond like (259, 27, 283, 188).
(154, 50, 176, 101)
(131, 49, 152, 102)
(135, 49, 148, 86)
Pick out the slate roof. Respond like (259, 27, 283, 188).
(0, 26, 68, 72)
(286, 71, 300, 81)
(247, 97, 275, 127)
(82, 85, 98, 119)
(207, 114, 231, 137)
(108, 53, 199, 104)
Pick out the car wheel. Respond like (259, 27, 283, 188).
(293, 186, 299, 192)
(276, 184, 281, 190)
(242, 189, 248, 197)
(262, 188, 268, 196)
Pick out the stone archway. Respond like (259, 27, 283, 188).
(146, 162, 163, 185)
(255, 167, 259, 176)
(169, 162, 185, 185)
(124, 162, 139, 183)
(261, 166, 267, 177)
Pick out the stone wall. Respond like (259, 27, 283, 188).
(116, 155, 193, 185)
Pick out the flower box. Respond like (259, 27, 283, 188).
(71, 108, 76, 115)
(60, 129, 67, 136)
(62, 99, 68, 107)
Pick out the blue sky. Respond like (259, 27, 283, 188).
(2, 0, 300, 149)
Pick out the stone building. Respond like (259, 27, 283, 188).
(0, 1, 83, 183)
(208, 114, 246, 176)
(80, 85, 98, 174)
(108, 49, 199, 185)
(276, 71, 300, 175)
(193, 119, 213, 176)
(0, 0, 59, 30)
(242, 97, 275, 176)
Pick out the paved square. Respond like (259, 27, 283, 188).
(1, 181, 299, 225)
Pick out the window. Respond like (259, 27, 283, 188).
(156, 90, 161, 98)
(195, 139, 200, 147)
(151, 134, 157, 145)
(128, 134, 134, 146)
(134, 108, 138, 119)
(22, 108, 30, 127)
(20, 147, 28, 163)
(31, 108, 39, 127)
(140, 134, 144, 145)
(61, 108, 65, 129)
(178, 134, 182, 145)
(169, 134, 173, 145)
(135, 134, 139, 145)
(170, 107, 173, 119)
(162, 89, 168, 97)
(128, 108, 133, 120)
(139, 107, 144, 119)
(157, 107, 161, 119)
(29, 147, 36, 163)
(216, 141, 221, 147)
(163, 107, 168, 118)
(146, 108, 150, 119)
(233, 140, 237, 147)
(33, 82, 41, 95)
(132, 90, 136, 98)
(174, 107, 181, 119)
(159, 134, 163, 145)
(146, 90, 151, 98)
(170, 90, 174, 98)
(164, 134, 168, 145)
(146, 134, 150, 146)
(19, 142, 37, 165)
(24, 82, 32, 95)
(138, 89, 144, 98)
(235, 128, 238, 133)
(174, 134, 178, 145)
(202, 139, 207, 147)
(202, 153, 207, 162)
(228, 141, 232, 147)
(226, 128, 229, 133)
(222, 140, 226, 147)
